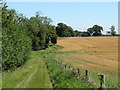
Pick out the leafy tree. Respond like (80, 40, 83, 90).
(87, 25, 103, 36)
(92, 25, 103, 36)
(46, 25, 57, 46)
(74, 30, 80, 37)
(26, 12, 57, 50)
(56, 23, 65, 37)
(87, 28, 94, 36)
(56, 23, 75, 37)
(65, 26, 75, 37)
(110, 25, 116, 36)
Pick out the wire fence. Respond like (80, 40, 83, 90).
(44, 54, 106, 89)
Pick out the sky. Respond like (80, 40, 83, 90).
(7, 2, 118, 34)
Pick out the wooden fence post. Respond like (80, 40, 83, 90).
(78, 69, 80, 74)
(64, 64, 67, 69)
(85, 70, 88, 76)
(47, 65, 48, 69)
(98, 75, 105, 88)
(85, 70, 89, 82)
(68, 66, 71, 70)
(76, 68, 80, 80)
(78, 69, 80, 76)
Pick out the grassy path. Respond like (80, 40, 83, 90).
(2, 51, 52, 88)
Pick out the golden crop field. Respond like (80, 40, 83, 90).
(56, 36, 119, 86)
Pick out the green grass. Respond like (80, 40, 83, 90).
(2, 51, 52, 88)
(88, 46, 98, 48)
(42, 52, 92, 88)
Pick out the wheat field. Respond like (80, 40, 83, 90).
(56, 37, 119, 86)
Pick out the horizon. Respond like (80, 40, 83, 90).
(7, 2, 118, 34)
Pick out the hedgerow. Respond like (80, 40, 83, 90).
(2, 6, 32, 70)
(2, 28, 31, 70)
(2, 3, 57, 70)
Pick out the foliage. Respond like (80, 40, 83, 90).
(74, 30, 81, 37)
(74, 30, 90, 37)
(87, 25, 103, 36)
(2, 3, 32, 70)
(56, 23, 75, 37)
(56, 24, 104, 37)
(2, 3, 57, 70)
(81, 31, 89, 37)
(26, 13, 57, 51)
(110, 25, 116, 36)
(87, 28, 94, 36)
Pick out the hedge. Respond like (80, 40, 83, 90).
(2, 24, 32, 70)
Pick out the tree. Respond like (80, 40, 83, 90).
(56, 23, 65, 37)
(26, 12, 57, 50)
(87, 25, 103, 36)
(56, 23, 75, 37)
(87, 28, 95, 36)
(92, 25, 103, 36)
(74, 30, 79, 37)
(110, 25, 116, 36)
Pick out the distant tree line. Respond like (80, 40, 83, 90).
(56, 23, 104, 37)
(56, 22, 117, 37)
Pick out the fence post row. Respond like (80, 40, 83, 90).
(49, 57, 106, 88)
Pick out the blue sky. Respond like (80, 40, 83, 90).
(7, 2, 118, 34)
